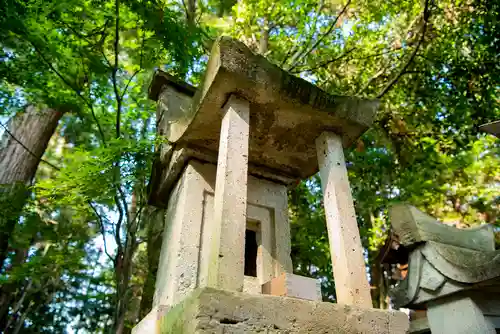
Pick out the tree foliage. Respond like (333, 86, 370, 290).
(0, 0, 498, 331)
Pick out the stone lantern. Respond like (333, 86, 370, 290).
(133, 37, 409, 333)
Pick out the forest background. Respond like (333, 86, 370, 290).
(0, 0, 498, 332)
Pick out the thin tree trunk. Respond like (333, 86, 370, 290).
(138, 207, 165, 319)
(366, 212, 389, 309)
(259, 17, 269, 55)
(0, 105, 63, 270)
(186, 0, 196, 25)
(114, 244, 136, 334)
(3, 243, 52, 332)
(12, 301, 33, 334)
(113, 191, 140, 334)
(370, 256, 388, 309)
(0, 237, 34, 329)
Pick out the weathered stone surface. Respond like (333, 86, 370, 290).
(149, 142, 296, 207)
(153, 77, 196, 141)
(147, 74, 196, 206)
(316, 132, 372, 308)
(408, 318, 429, 334)
(389, 204, 500, 333)
(132, 306, 169, 334)
(158, 288, 409, 334)
(149, 71, 196, 100)
(421, 241, 500, 284)
(147, 83, 293, 207)
(389, 204, 495, 251)
(261, 272, 322, 301)
(149, 37, 378, 184)
(427, 295, 497, 334)
(153, 160, 293, 308)
(207, 96, 250, 291)
(390, 242, 500, 309)
(153, 161, 214, 308)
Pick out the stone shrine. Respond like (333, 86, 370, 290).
(133, 37, 409, 333)
(388, 204, 500, 334)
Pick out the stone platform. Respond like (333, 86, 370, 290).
(133, 288, 409, 334)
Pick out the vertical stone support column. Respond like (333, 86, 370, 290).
(207, 95, 250, 291)
(316, 132, 372, 308)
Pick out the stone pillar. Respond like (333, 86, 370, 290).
(427, 295, 496, 334)
(207, 95, 250, 291)
(316, 132, 372, 308)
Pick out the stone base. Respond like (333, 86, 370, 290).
(133, 288, 409, 334)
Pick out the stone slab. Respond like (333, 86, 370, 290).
(389, 204, 495, 251)
(149, 37, 379, 182)
(261, 272, 322, 301)
(408, 318, 430, 334)
(156, 287, 409, 334)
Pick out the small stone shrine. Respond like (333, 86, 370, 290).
(388, 204, 500, 334)
(133, 37, 409, 333)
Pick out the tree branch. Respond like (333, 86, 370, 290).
(352, 47, 402, 61)
(113, 0, 121, 139)
(88, 201, 114, 261)
(376, 0, 431, 99)
(101, 50, 113, 69)
(280, 43, 299, 67)
(358, 63, 390, 95)
(113, 191, 125, 254)
(109, 0, 129, 245)
(119, 26, 145, 101)
(292, 47, 356, 73)
(120, 70, 139, 101)
(181, 0, 190, 20)
(28, 40, 107, 146)
(259, 16, 270, 55)
(57, 19, 110, 47)
(286, 0, 324, 67)
(288, 0, 352, 71)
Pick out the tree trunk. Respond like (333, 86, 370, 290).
(370, 256, 388, 309)
(138, 207, 165, 320)
(186, 0, 196, 25)
(0, 105, 63, 270)
(113, 191, 141, 334)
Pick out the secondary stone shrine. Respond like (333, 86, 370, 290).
(386, 205, 500, 334)
(133, 37, 409, 333)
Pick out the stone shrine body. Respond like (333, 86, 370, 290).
(134, 37, 409, 333)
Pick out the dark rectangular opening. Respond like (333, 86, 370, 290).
(244, 229, 257, 277)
